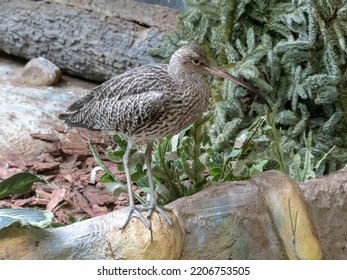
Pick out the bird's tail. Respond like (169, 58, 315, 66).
(58, 112, 72, 120)
(58, 112, 96, 129)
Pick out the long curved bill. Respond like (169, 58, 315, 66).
(204, 66, 258, 94)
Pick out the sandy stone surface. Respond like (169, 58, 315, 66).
(0, 52, 96, 159)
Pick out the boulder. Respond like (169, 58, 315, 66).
(20, 57, 62, 86)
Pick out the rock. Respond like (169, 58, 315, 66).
(20, 57, 62, 86)
(0, 0, 177, 82)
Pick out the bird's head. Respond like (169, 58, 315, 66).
(169, 45, 258, 93)
(169, 45, 211, 76)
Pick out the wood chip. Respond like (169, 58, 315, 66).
(91, 204, 108, 216)
(32, 161, 60, 173)
(46, 186, 70, 212)
(60, 129, 89, 156)
(66, 189, 94, 217)
(54, 123, 67, 133)
(78, 128, 108, 144)
(30, 132, 59, 142)
(83, 187, 117, 206)
(0, 167, 22, 180)
(0, 152, 31, 169)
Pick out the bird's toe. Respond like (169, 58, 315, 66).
(141, 205, 174, 227)
(119, 207, 150, 230)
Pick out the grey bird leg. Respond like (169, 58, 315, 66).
(141, 141, 173, 226)
(119, 137, 150, 230)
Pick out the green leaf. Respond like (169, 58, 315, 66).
(209, 167, 222, 176)
(275, 110, 298, 126)
(231, 161, 245, 177)
(67, 214, 89, 223)
(131, 171, 145, 182)
(292, 153, 303, 181)
(0, 208, 53, 230)
(110, 134, 128, 149)
(274, 40, 311, 53)
(139, 187, 150, 195)
(229, 149, 241, 158)
(152, 165, 168, 179)
(105, 182, 128, 197)
(238, 63, 260, 78)
(88, 141, 116, 181)
(106, 150, 124, 161)
(136, 176, 150, 190)
(100, 173, 116, 183)
(249, 160, 268, 176)
(314, 146, 335, 171)
(302, 74, 338, 89)
(0, 172, 45, 199)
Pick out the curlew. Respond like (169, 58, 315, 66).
(59, 45, 261, 230)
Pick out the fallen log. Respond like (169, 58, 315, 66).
(1, 169, 346, 259)
(0, 0, 178, 81)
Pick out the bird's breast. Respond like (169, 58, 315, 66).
(133, 81, 210, 141)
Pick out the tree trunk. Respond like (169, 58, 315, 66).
(1, 170, 345, 260)
(0, 0, 178, 81)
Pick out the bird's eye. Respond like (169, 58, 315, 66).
(192, 59, 200, 65)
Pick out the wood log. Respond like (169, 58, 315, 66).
(0, 0, 178, 81)
(1, 169, 345, 260)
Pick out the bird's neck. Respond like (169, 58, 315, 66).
(168, 65, 210, 110)
(168, 63, 207, 90)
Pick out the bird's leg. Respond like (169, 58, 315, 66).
(142, 141, 173, 226)
(119, 138, 150, 230)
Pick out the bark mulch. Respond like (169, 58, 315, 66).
(0, 126, 140, 225)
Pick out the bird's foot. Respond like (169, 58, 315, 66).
(119, 207, 150, 230)
(140, 204, 174, 227)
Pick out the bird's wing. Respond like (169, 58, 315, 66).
(65, 64, 169, 112)
(59, 65, 172, 133)
(107, 90, 167, 133)
(61, 90, 167, 133)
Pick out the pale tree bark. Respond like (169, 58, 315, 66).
(0, 170, 346, 260)
(0, 0, 178, 81)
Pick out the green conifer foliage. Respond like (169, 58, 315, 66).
(160, 0, 347, 175)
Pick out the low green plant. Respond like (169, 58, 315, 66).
(90, 102, 336, 205)
(90, 111, 273, 204)
(291, 131, 335, 181)
(149, 0, 347, 183)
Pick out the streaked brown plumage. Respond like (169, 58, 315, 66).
(59, 45, 259, 230)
